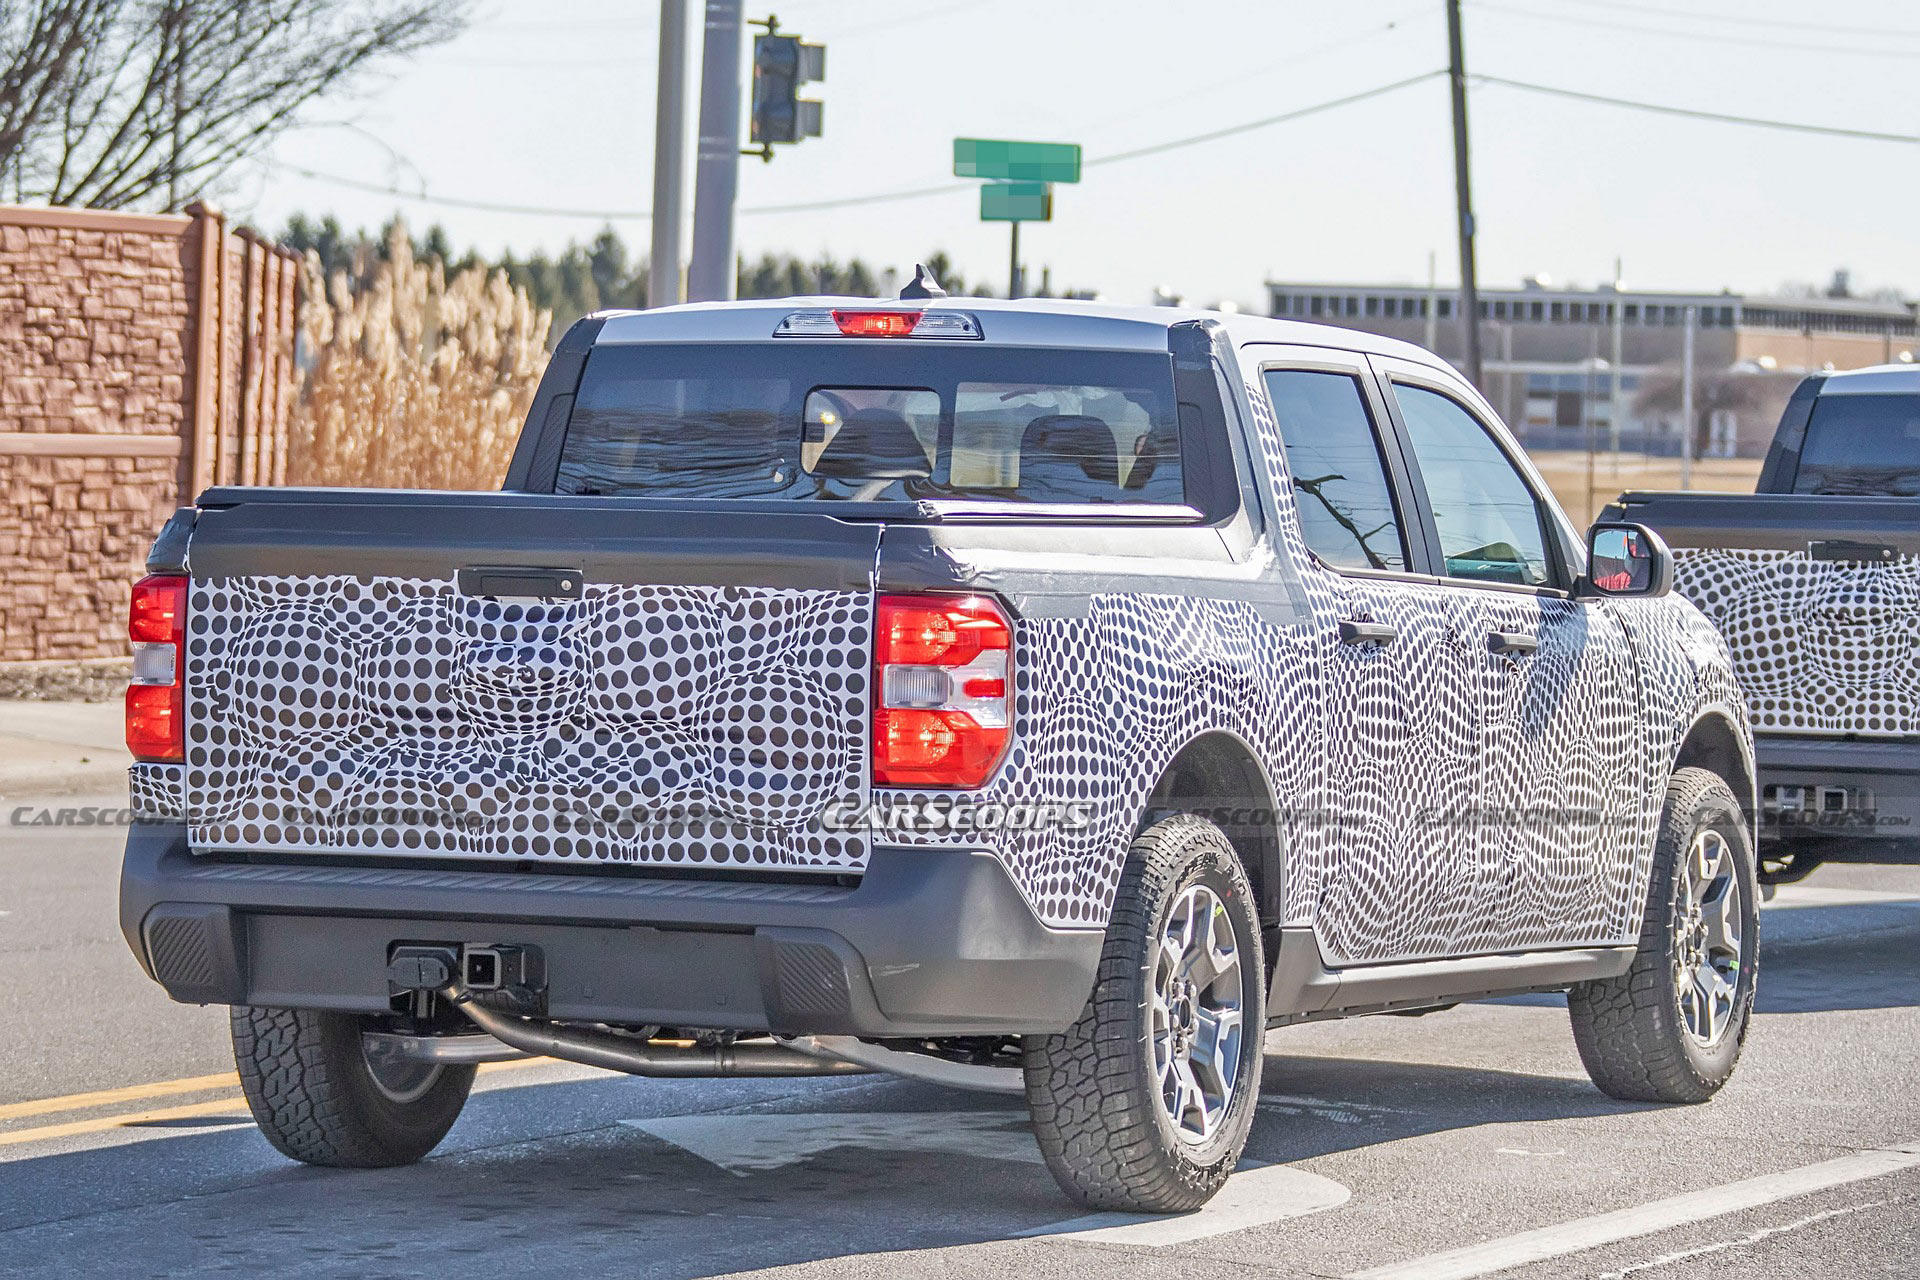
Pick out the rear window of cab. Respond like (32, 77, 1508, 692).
(553, 342, 1185, 505)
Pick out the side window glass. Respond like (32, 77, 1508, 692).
(1262, 369, 1408, 572)
(1394, 383, 1553, 587)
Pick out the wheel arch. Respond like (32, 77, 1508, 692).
(1141, 729, 1284, 938)
(1673, 709, 1758, 827)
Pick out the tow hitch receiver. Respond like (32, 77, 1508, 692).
(388, 943, 548, 1015)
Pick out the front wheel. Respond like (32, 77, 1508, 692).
(232, 1006, 476, 1167)
(1024, 813, 1266, 1212)
(1569, 767, 1759, 1103)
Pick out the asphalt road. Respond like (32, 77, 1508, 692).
(2, 788, 1916, 1279)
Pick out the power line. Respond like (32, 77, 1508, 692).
(268, 71, 1448, 220)
(1473, 0, 1920, 60)
(1554, 0, 1920, 41)
(1476, 74, 1920, 145)
(1087, 71, 1445, 167)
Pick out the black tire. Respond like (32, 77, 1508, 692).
(232, 1006, 476, 1168)
(1024, 813, 1266, 1212)
(1569, 767, 1759, 1103)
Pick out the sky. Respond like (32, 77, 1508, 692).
(230, 0, 1920, 309)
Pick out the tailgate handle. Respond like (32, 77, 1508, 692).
(1809, 539, 1896, 563)
(456, 566, 585, 599)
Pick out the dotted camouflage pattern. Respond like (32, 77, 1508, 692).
(1673, 545, 1920, 738)
(879, 379, 1745, 958)
(130, 380, 1745, 961)
(134, 581, 871, 871)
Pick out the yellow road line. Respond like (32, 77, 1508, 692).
(0, 1072, 240, 1123)
(0, 1097, 251, 1148)
(0, 1056, 552, 1150)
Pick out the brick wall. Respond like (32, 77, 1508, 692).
(0, 204, 296, 665)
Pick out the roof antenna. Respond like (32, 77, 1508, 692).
(898, 263, 946, 300)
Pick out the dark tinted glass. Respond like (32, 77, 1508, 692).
(1263, 369, 1406, 571)
(1794, 393, 1920, 496)
(556, 343, 1182, 504)
(1395, 384, 1553, 587)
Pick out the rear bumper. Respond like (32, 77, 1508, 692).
(1757, 734, 1920, 850)
(120, 824, 1102, 1038)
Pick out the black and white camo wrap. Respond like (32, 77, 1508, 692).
(1673, 546, 1920, 737)
(127, 384, 1745, 960)
(133, 579, 871, 871)
(879, 379, 1746, 957)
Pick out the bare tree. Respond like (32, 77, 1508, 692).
(1633, 368, 1797, 458)
(0, 0, 466, 210)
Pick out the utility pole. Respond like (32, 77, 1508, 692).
(1608, 257, 1625, 468)
(1445, 0, 1483, 389)
(688, 0, 744, 303)
(648, 0, 690, 308)
(1680, 304, 1697, 490)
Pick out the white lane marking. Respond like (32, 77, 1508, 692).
(1762, 886, 1920, 911)
(1599, 1198, 1891, 1279)
(1350, 1141, 1920, 1280)
(622, 1110, 1041, 1175)
(1015, 1162, 1350, 1247)
(624, 1110, 1350, 1246)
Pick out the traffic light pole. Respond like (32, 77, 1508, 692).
(689, 0, 743, 302)
(648, 0, 689, 308)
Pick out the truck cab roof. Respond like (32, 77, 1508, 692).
(587, 295, 1456, 372)
(1815, 362, 1920, 395)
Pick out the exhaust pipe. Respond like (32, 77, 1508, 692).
(443, 984, 871, 1079)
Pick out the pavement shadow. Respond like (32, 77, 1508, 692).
(1753, 903, 1920, 1014)
(1246, 1051, 1655, 1166)
(0, 1074, 1059, 1280)
(0, 1037, 1692, 1280)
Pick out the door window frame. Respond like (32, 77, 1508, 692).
(1368, 354, 1580, 597)
(1244, 344, 1440, 585)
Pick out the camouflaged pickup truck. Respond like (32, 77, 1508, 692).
(121, 286, 1757, 1212)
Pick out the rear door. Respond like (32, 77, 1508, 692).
(1250, 346, 1487, 964)
(183, 491, 878, 874)
(1372, 356, 1644, 952)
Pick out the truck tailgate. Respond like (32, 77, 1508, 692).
(1610, 491, 1920, 738)
(178, 489, 878, 872)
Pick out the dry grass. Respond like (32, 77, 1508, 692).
(285, 224, 552, 490)
(1528, 450, 1763, 526)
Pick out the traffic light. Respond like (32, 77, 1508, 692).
(750, 29, 823, 154)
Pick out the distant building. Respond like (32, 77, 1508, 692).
(1265, 278, 1919, 457)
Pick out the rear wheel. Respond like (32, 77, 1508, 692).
(1024, 813, 1265, 1212)
(1569, 767, 1758, 1103)
(232, 1006, 475, 1167)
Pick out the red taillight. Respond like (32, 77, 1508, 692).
(833, 309, 921, 337)
(874, 594, 1012, 788)
(127, 574, 187, 762)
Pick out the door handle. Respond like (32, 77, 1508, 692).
(1339, 619, 1397, 646)
(1487, 630, 1538, 656)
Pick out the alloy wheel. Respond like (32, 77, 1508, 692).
(1151, 884, 1246, 1143)
(1673, 828, 1744, 1047)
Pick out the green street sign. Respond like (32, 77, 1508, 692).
(981, 181, 1051, 222)
(953, 138, 1081, 184)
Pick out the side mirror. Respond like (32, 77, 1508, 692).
(1577, 521, 1674, 599)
